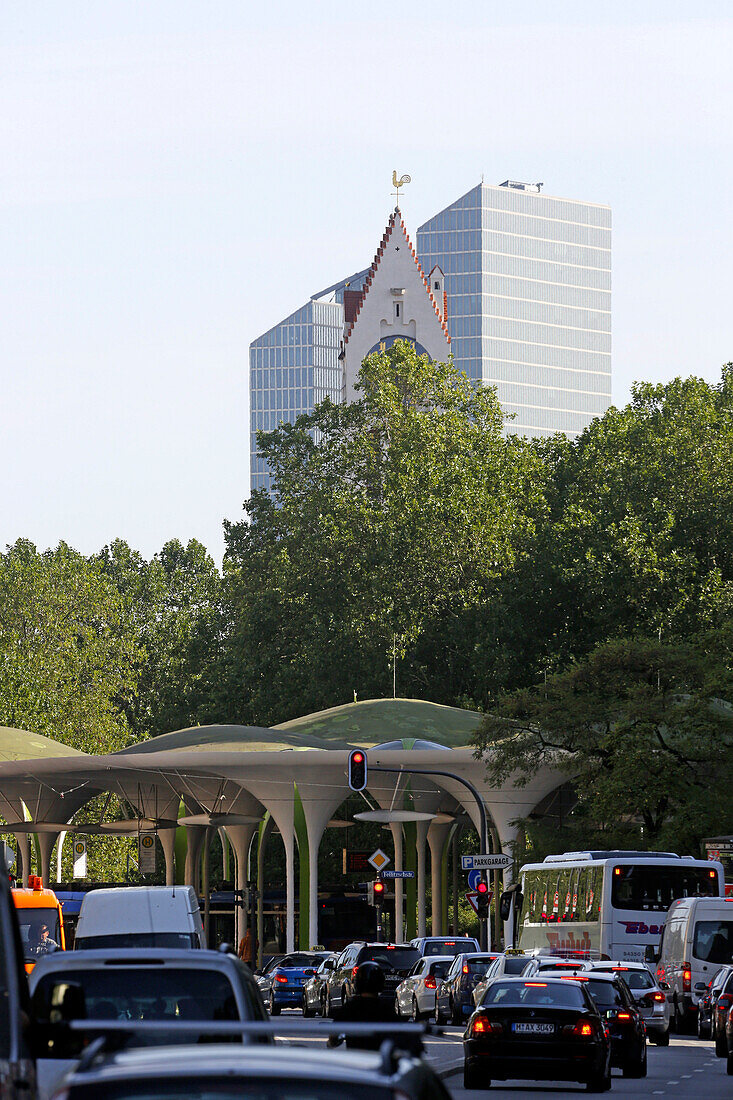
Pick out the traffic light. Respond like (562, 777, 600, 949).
(367, 878, 385, 906)
(476, 876, 490, 920)
(347, 748, 367, 791)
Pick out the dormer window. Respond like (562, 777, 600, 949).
(434, 281, 440, 290)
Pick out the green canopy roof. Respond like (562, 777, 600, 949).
(0, 726, 87, 763)
(274, 698, 482, 749)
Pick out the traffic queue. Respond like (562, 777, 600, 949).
(3, 860, 733, 1097)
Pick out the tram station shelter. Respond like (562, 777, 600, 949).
(0, 698, 565, 954)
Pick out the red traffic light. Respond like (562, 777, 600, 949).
(347, 748, 367, 791)
(373, 879, 385, 896)
(476, 880, 489, 895)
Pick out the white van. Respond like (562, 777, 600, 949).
(75, 886, 205, 950)
(654, 896, 733, 1030)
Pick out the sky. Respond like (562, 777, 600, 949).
(1, 2, 731, 562)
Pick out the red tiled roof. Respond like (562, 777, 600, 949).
(343, 209, 451, 346)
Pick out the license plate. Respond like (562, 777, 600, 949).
(512, 1022, 555, 1034)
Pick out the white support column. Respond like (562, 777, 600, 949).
(184, 825, 206, 891)
(389, 822, 404, 943)
(225, 823, 259, 953)
(416, 820, 429, 939)
(14, 833, 30, 885)
(158, 828, 177, 887)
(427, 821, 452, 936)
(37, 831, 58, 888)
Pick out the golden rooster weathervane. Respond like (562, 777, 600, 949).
(392, 171, 411, 209)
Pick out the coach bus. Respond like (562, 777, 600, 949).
(516, 851, 724, 963)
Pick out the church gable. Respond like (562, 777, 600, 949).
(342, 209, 451, 402)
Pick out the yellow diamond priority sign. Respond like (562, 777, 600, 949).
(368, 848, 391, 872)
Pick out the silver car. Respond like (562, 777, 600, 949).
(395, 956, 453, 1020)
(586, 961, 671, 1045)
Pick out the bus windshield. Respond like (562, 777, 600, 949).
(611, 866, 719, 912)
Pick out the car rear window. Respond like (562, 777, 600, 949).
(594, 968, 654, 991)
(32, 967, 243, 1026)
(584, 979, 625, 1010)
(692, 921, 733, 965)
(424, 941, 475, 956)
(429, 961, 452, 978)
(75, 933, 198, 950)
(465, 958, 496, 973)
(504, 957, 530, 975)
(277, 955, 325, 969)
(360, 947, 420, 970)
(481, 981, 585, 1009)
(66, 1081, 396, 1100)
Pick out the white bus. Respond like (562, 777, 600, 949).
(515, 851, 724, 963)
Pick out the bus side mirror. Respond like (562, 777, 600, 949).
(644, 944, 659, 964)
(499, 893, 512, 922)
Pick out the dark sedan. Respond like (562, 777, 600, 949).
(463, 977, 612, 1092)
(435, 953, 499, 1024)
(559, 972, 647, 1077)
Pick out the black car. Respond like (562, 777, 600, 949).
(696, 966, 729, 1040)
(435, 953, 499, 1025)
(713, 968, 733, 1056)
(463, 976, 612, 1092)
(325, 942, 421, 1014)
(560, 972, 647, 1077)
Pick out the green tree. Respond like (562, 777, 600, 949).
(0, 539, 139, 752)
(223, 343, 546, 723)
(474, 634, 733, 853)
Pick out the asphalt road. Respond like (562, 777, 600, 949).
(423, 1026, 731, 1098)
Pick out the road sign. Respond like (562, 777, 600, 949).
(382, 869, 415, 879)
(465, 889, 492, 915)
(461, 854, 513, 871)
(368, 848, 391, 872)
(139, 831, 156, 874)
(73, 838, 87, 878)
(467, 868, 483, 891)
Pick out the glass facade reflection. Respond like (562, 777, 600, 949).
(249, 299, 343, 494)
(416, 183, 612, 437)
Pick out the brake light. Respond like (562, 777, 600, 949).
(616, 1011, 631, 1021)
(274, 973, 288, 983)
(560, 975, 589, 981)
(352, 966, 359, 979)
(651, 991, 665, 1003)
(682, 963, 691, 993)
(424, 975, 437, 989)
(470, 1015, 502, 1036)
(445, 942, 456, 945)
(563, 1017, 595, 1038)
(612, 966, 629, 971)
(717, 993, 733, 1013)
(462, 964, 469, 974)
(524, 982, 548, 988)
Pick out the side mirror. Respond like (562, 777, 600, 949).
(694, 982, 707, 992)
(644, 944, 659, 964)
(659, 981, 669, 991)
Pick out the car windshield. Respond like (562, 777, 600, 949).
(66, 1082, 395, 1100)
(584, 980, 625, 1010)
(481, 981, 585, 1009)
(692, 921, 733, 965)
(611, 865, 718, 912)
(16, 907, 62, 960)
(75, 933, 197, 950)
(32, 968, 245, 1026)
(362, 948, 420, 970)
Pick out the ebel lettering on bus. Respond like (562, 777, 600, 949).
(619, 921, 663, 935)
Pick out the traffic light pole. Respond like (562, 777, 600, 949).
(369, 765, 492, 951)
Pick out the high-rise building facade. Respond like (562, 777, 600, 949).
(416, 181, 611, 437)
(249, 180, 612, 493)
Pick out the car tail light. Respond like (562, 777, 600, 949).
(352, 965, 359, 979)
(717, 993, 733, 1014)
(563, 1017, 595, 1038)
(640, 991, 666, 1006)
(470, 1015, 502, 1036)
(462, 964, 469, 974)
(275, 973, 288, 984)
(616, 1011, 631, 1021)
(682, 963, 691, 993)
(424, 975, 437, 989)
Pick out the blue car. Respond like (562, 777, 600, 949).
(257, 952, 331, 1015)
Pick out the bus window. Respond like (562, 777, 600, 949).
(611, 865, 719, 912)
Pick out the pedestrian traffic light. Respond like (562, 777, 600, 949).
(347, 748, 367, 791)
(476, 876, 490, 920)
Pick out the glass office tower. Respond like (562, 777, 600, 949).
(249, 299, 343, 493)
(416, 182, 612, 436)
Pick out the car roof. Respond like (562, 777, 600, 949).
(587, 961, 648, 971)
(29, 948, 248, 987)
(488, 976, 588, 987)
(65, 1043, 421, 1086)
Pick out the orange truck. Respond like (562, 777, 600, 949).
(11, 874, 66, 973)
